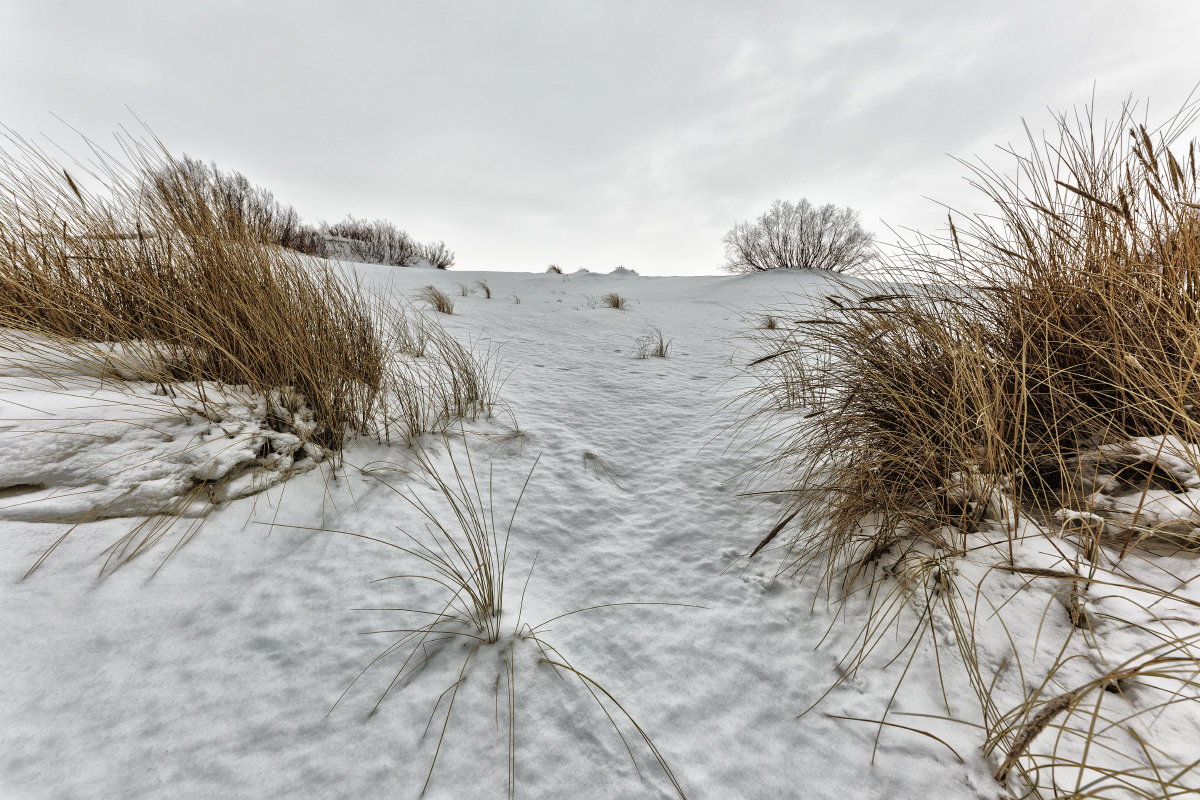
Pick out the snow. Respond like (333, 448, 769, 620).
(2, 265, 1196, 799)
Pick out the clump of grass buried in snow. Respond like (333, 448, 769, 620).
(738, 97, 1200, 796)
(474, 280, 491, 299)
(297, 437, 689, 798)
(0, 126, 503, 574)
(632, 327, 671, 359)
(418, 284, 454, 315)
(546, 264, 563, 274)
(600, 292, 628, 310)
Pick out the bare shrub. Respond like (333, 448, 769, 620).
(414, 240, 455, 269)
(144, 155, 326, 256)
(723, 199, 876, 273)
(143, 156, 453, 269)
(323, 216, 418, 266)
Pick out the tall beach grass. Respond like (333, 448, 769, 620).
(0, 126, 501, 572)
(739, 97, 1200, 797)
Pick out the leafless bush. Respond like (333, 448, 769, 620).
(723, 199, 876, 273)
(323, 216, 418, 266)
(143, 156, 454, 269)
(414, 240, 455, 269)
(144, 154, 327, 257)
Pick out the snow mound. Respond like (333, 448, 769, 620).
(0, 356, 323, 527)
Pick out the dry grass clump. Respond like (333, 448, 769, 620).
(474, 280, 491, 299)
(418, 284, 455, 315)
(582, 451, 624, 487)
(546, 264, 564, 274)
(601, 292, 628, 310)
(387, 315, 504, 439)
(0, 127, 502, 573)
(632, 327, 672, 359)
(986, 631, 1200, 796)
(740, 98, 1200, 796)
(747, 98, 1200, 576)
(314, 438, 685, 798)
(0, 129, 391, 453)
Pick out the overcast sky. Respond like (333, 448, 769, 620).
(3, 1, 1199, 275)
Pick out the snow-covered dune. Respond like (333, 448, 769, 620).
(0, 266, 1022, 799)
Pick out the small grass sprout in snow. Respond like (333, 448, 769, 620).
(308, 437, 689, 798)
(582, 451, 624, 488)
(456, 282, 473, 297)
(475, 280, 492, 299)
(418, 285, 454, 314)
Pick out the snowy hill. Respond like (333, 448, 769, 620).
(4, 264, 1183, 799)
